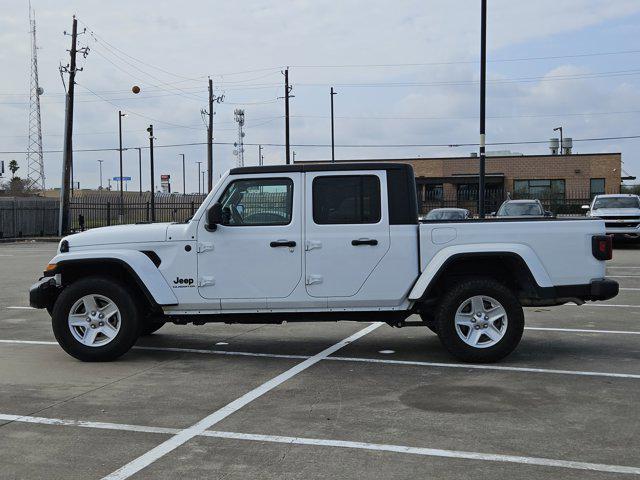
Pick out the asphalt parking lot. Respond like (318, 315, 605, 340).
(1, 242, 639, 479)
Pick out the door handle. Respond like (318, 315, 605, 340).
(270, 240, 296, 248)
(351, 238, 378, 246)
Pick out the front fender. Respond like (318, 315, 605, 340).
(408, 243, 553, 301)
(50, 250, 178, 306)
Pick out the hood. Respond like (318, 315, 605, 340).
(591, 208, 640, 217)
(65, 223, 171, 248)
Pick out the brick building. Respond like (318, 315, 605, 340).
(297, 152, 623, 214)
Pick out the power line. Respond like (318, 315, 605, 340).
(1, 134, 638, 155)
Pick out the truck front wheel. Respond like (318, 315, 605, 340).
(51, 277, 141, 362)
(435, 278, 524, 363)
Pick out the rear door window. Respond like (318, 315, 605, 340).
(312, 175, 381, 224)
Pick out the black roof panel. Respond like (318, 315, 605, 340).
(229, 162, 413, 175)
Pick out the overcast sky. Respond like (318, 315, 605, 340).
(1, 0, 640, 193)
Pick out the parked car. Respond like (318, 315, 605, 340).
(584, 194, 640, 239)
(494, 199, 552, 217)
(30, 163, 617, 364)
(422, 208, 471, 221)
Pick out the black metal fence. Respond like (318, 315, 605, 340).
(69, 194, 206, 231)
(418, 189, 612, 217)
(0, 198, 59, 238)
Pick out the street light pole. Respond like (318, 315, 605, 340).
(118, 111, 126, 222)
(196, 161, 202, 195)
(178, 154, 186, 195)
(97, 159, 103, 189)
(478, 0, 487, 218)
(554, 126, 563, 155)
(135, 147, 142, 196)
(330, 87, 337, 163)
(146, 125, 155, 222)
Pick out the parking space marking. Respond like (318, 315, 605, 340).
(1, 413, 639, 476)
(102, 322, 383, 480)
(608, 275, 640, 278)
(562, 303, 640, 308)
(327, 356, 640, 379)
(5, 306, 36, 310)
(620, 288, 640, 291)
(2, 337, 640, 380)
(525, 326, 640, 335)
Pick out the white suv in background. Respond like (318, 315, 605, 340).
(584, 194, 640, 239)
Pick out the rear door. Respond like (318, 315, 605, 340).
(304, 171, 390, 298)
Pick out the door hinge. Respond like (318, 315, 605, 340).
(305, 274, 323, 285)
(198, 276, 215, 287)
(305, 240, 322, 251)
(197, 242, 214, 253)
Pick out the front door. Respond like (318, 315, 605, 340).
(304, 171, 390, 298)
(197, 173, 302, 308)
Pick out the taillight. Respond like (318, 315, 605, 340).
(592, 235, 613, 261)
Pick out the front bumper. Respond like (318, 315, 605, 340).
(29, 276, 60, 309)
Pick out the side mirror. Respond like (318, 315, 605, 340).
(206, 202, 224, 231)
(490, 211, 497, 217)
(544, 210, 553, 217)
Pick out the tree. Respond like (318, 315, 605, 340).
(1, 176, 29, 196)
(8, 160, 19, 178)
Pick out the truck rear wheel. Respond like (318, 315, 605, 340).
(435, 277, 524, 363)
(51, 277, 141, 362)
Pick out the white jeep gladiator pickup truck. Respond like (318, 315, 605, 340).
(30, 163, 618, 363)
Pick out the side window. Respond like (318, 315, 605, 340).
(217, 178, 293, 226)
(313, 175, 381, 224)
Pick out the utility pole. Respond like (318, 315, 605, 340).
(292, 151, 296, 163)
(202, 171, 206, 194)
(207, 78, 213, 191)
(97, 159, 103, 189)
(196, 161, 202, 195)
(201, 80, 223, 192)
(58, 15, 88, 235)
(178, 154, 186, 194)
(146, 125, 155, 222)
(283, 68, 292, 164)
(135, 147, 142, 196)
(478, 0, 487, 218)
(330, 87, 337, 163)
(118, 111, 125, 222)
(233, 109, 245, 168)
(258, 145, 263, 166)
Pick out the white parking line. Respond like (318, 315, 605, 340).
(1, 337, 639, 380)
(6, 306, 36, 310)
(525, 326, 640, 335)
(562, 303, 640, 308)
(608, 275, 640, 278)
(608, 266, 640, 269)
(1, 413, 638, 475)
(102, 322, 383, 480)
(620, 288, 640, 291)
(327, 356, 640, 379)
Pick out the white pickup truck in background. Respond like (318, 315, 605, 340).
(30, 163, 618, 363)
(585, 193, 640, 239)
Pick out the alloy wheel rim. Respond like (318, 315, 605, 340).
(68, 294, 121, 347)
(454, 295, 508, 349)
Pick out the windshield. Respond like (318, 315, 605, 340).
(498, 202, 543, 216)
(593, 197, 640, 209)
(425, 209, 466, 220)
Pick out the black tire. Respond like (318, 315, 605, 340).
(140, 321, 165, 336)
(419, 312, 439, 334)
(51, 277, 141, 362)
(435, 277, 524, 363)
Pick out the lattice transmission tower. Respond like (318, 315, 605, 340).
(26, 4, 45, 194)
(233, 109, 245, 168)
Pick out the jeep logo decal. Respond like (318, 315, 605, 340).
(173, 277, 195, 287)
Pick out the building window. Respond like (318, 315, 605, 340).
(513, 179, 565, 199)
(590, 178, 605, 198)
(418, 183, 443, 202)
(313, 175, 381, 224)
